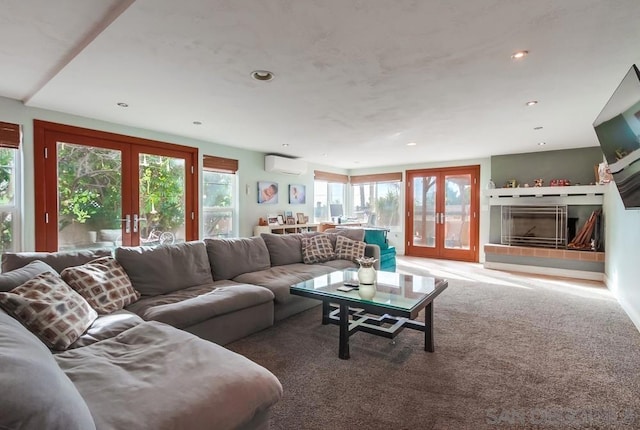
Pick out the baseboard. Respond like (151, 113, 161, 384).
(483, 261, 605, 282)
(604, 274, 640, 332)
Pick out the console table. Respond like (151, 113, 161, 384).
(318, 221, 362, 232)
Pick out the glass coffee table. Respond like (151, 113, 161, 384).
(290, 269, 448, 359)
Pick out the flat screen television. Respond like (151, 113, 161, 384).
(329, 204, 344, 219)
(593, 64, 640, 209)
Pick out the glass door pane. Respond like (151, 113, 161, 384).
(412, 176, 437, 248)
(57, 142, 123, 250)
(444, 174, 472, 250)
(138, 153, 185, 246)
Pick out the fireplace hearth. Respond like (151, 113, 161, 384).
(501, 205, 568, 249)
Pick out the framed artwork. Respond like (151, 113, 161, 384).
(284, 210, 293, 218)
(267, 215, 279, 226)
(289, 184, 306, 204)
(286, 216, 296, 225)
(258, 181, 279, 204)
(277, 215, 285, 225)
(296, 212, 306, 224)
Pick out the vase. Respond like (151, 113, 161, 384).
(357, 265, 376, 285)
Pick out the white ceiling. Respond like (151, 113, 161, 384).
(2, 0, 640, 169)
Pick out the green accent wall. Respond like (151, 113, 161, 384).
(491, 147, 603, 188)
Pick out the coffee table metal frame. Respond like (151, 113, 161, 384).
(290, 270, 448, 359)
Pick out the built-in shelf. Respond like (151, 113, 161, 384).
(484, 185, 605, 206)
(253, 224, 319, 236)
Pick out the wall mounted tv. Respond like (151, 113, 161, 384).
(593, 64, 640, 209)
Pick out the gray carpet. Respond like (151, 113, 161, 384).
(227, 261, 640, 429)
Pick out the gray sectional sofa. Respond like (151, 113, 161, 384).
(0, 229, 378, 430)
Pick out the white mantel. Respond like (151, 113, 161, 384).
(484, 184, 606, 206)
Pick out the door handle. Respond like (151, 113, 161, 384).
(119, 215, 131, 234)
(133, 214, 148, 234)
(440, 213, 445, 224)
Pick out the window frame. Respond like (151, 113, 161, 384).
(0, 146, 21, 252)
(201, 168, 238, 238)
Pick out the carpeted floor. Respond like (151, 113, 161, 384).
(227, 257, 640, 429)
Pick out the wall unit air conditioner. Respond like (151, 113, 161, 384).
(264, 155, 307, 175)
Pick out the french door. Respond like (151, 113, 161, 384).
(405, 165, 480, 262)
(34, 120, 198, 251)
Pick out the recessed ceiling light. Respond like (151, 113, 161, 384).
(193, 121, 202, 125)
(511, 50, 529, 60)
(407, 142, 417, 146)
(534, 126, 544, 130)
(282, 143, 289, 147)
(537, 142, 546, 146)
(251, 70, 275, 81)
(117, 102, 128, 108)
(526, 100, 538, 106)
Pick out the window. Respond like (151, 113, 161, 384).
(0, 122, 21, 252)
(34, 120, 198, 251)
(313, 171, 348, 222)
(202, 155, 238, 238)
(350, 172, 402, 228)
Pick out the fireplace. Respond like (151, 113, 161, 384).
(501, 205, 568, 249)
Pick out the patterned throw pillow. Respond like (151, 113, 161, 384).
(0, 272, 97, 350)
(301, 235, 335, 264)
(334, 235, 367, 262)
(61, 256, 140, 314)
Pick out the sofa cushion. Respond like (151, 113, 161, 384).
(69, 309, 144, 349)
(61, 256, 140, 314)
(261, 233, 304, 266)
(1, 248, 112, 273)
(205, 236, 271, 281)
(0, 310, 96, 430)
(0, 260, 57, 292)
(233, 263, 334, 304)
(125, 281, 274, 328)
(115, 241, 214, 296)
(334, 235, 367, 262)
(55, 321, 283, 430)
(301, 234, 335, 264)
(0, 272, 98, 350)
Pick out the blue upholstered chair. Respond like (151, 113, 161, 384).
(363, 228, 396, 272)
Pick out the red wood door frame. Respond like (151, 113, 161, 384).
(34, 120, 198, 251)
(405, 165, 480, 262)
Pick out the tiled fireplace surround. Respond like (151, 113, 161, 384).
(484, 244, 605, 263)
(483, 186, 606, 280)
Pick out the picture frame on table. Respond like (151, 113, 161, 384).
(286, 217, 296, 225)
(267, 215, 279, 226)
(296, 213, 306, 224)
(277, 215, 285, 225)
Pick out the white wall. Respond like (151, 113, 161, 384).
(603, 181, 640, 330)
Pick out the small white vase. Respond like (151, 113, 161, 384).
(358, 265, 376, 285)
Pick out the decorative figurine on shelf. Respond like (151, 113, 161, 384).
(534, 178, 544, 187)
(505, 179, 518, 188)
(258, 217, 268, 226)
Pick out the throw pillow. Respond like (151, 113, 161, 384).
(61, 256, 140, 314)
(301, 235, 335, 264)
(0, 260, 57, 292)
(334, 235, 367, 262)
(0, 272, 97, 350)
